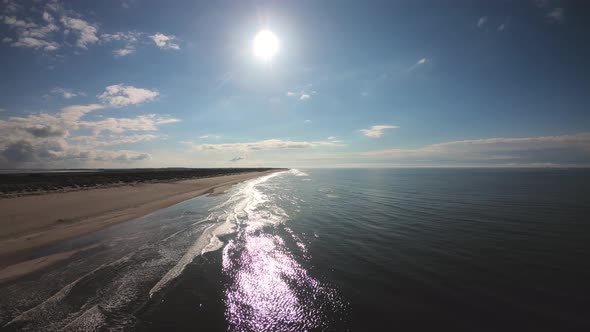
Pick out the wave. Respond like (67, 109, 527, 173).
(149, 170, 287, 297)
(289, 169, 309, 177)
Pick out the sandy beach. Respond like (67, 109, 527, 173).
(0, 170, 280, 275)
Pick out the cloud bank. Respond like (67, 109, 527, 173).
(0, 84, 178, 168)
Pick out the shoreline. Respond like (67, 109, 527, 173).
(0, 170, 283, 279)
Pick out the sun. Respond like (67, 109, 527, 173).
(253, 30, 279, 61)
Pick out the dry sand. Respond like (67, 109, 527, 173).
(0, 170, 279, 273)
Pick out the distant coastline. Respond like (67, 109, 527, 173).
(0, 168, 286, 281)
(0, 168, 284, 198)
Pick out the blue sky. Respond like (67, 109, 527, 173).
(1, 0, 589, 168)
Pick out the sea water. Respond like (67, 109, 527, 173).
(1, 169, 589, 331)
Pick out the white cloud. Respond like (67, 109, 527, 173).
(149, 32, 180, 50)
(155, 117, 181, 125)
(0, 1, 62, 53)
(287, 90, 313, 101)
(328, 136, 337, 140)
(304, 120, 312, 124)
(362, 133, 590, 165)
(184, 139, 345, 152)
(0, 83, 178, 167)
(477, 16, 488, 28)
(60, 104, 105, 122)
(11, 36, 59, 51)
(81, 114, 179, 134)
(51, 87, 81, 99)
(230, 156, 244, 162)
(94, 150, 151, 163)
(101, 31, 140, 43)
(547, 8, 564, 22)
(61, 16, 98, 49)
(1, 15, 37, 28)
(113, 47, 134, 57)
(497, 23, 506, 31)
(97, 84, 159, 107)
(407, 58, 428, 71)
(360, 125, 399, 138)
(102, 31, 142, 57)
(42, 11, 54, 23)
(1, 10, 59, 52)
(199, 134, 221, 139)
(71, 134, 159, 147)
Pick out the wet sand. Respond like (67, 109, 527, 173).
(0, 170, 280, 274)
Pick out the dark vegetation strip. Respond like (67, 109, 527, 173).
(0, 168, 285, 196)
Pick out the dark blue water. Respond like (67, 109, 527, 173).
(1, 169, 589, 331)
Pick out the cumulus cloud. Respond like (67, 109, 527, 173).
(230, 156, 244, 162)
(61, 16, 98, 49)
(360, 125, 399, 138)
(1, 4, 182, 55)
(149, 32, 180, 50)
(2, 13, 60, 51)
(1, 3, 62, 52)
(477, 16, 488, 28)
(97, 84, 159, 107)
(0, 83, 178, 168)
(184, 139, 345, 152)
(362, 133, 590, 165)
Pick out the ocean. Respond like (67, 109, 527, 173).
(1, 168, 589, 331)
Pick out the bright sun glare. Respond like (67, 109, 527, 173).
(253, 30, 279, 61)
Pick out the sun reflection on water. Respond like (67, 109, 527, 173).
(221, 170, 346, 331)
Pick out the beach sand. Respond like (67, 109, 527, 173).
(0, 170, 279, 279)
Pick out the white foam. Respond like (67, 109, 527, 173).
(5, 255, 132, 329)
(289, 169, 309, 177)
(148, 170, 288, 297)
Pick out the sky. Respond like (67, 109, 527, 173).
(0, 0, 589, 168)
